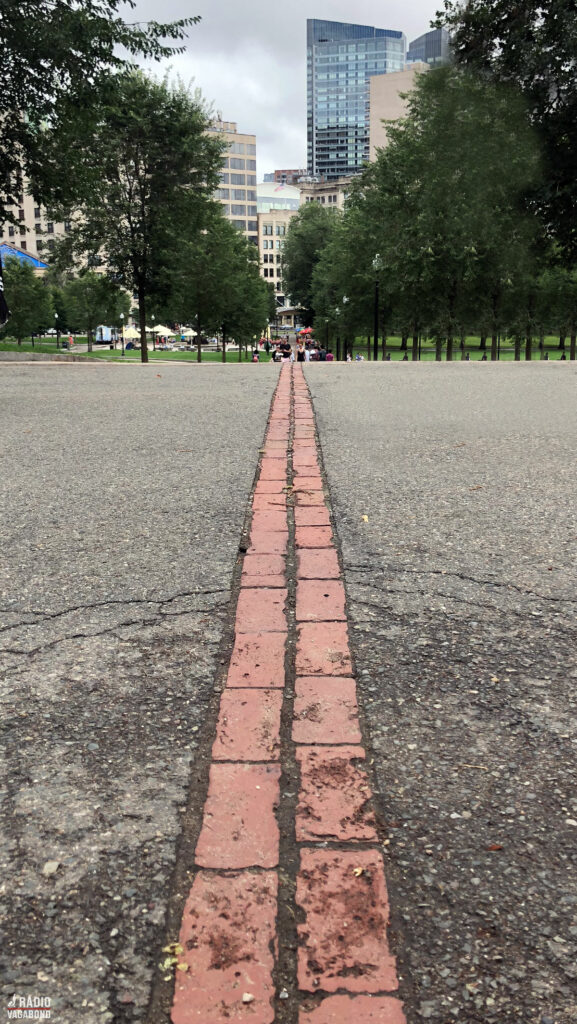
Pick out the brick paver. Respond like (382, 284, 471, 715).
(172, 871, 277, 1024)
(195, 763, 281, 868)
(171, 365, 403, 1023)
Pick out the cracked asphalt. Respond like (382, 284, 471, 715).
(305, 362, 577, 1024)
(0, 365, 277, 1022)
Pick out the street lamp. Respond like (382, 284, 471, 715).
(120, 312, 125, 357)
(54, 311, 60, 349)
(342, 295, 349, 360)
(334, 307, 340, 362)
(372, 255, 382, 362)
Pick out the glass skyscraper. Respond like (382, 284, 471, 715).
(307, 19, 406, 180)
(407, 28, 451, 66)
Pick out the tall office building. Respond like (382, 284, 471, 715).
(307, 19, 406, 180)
(406, 27, 451, 66)
(207, 120, 258, 245)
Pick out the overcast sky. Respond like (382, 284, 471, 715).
(127, 0, 440, 177)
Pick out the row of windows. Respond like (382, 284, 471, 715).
(262, 239, 284, 250)
(262, 267, 282, 278)
(222, 157, 257, 171)
(261, 224, 286, 236)
(215, 189, 257, 201)
(229, 142, 257, 155)
(230, 220, 259, 232)
(262, 254, 282, 264)
(219, 173, 257, 186)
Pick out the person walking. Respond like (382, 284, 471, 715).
(296, 342, 306, 363)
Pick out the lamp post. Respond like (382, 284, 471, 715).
(120, 312, 125, 357)
(372, 254, 382, 362)
(342, 295, 349, 360)
(334, 307, 340, 362)
(54, 311, 60, 349)
(324, 317, 329, 353)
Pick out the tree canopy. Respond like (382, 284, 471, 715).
(436, 0, 577, 260)
(53, 72, 225, 361)
(0, 0, 197, 223)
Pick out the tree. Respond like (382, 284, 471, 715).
(0, 1, 197, 225)
(53, 72, 225, 362)
(63, 273, 130, 350)
(436, 0, 577, 261)
(0, 259, 53, 343)
(282, 204, 340, 325)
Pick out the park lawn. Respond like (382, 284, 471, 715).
(350, 335, 569, 360)
(80, 348, 273, 363)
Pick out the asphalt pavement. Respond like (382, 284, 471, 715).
(0, 364, 278, 1023)
(305, 362, 577, 1024)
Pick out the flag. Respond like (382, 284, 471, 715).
(0, 254, 10, 326)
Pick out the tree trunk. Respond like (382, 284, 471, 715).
(367, 334, 371, 361)
(460, 331, 467, 360)
(446, 335, 453, 361)
(514, 336, 521, 361)
(17, 336, 22, 346)
(491, 332, 498, 361)
(138, 284, 148, 363)
(336, 334, 341, 362)
(570, 327, 576, 360)
(197, 320, 202, 363)
(222, 328, 226, 363)
(400, 334, 407, 351)
(479, 335, 487, 350)
(381, 331, 387, 361)
(87, 330, 93, 352)
(559, 333, 566, 350)
(411, 331, 419, 361)
(238, 337, 243, 362)
(525, 332, 532, 360)
(435, 338, 443, 361)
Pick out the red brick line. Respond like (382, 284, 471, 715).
(171, 364, 406, 1024)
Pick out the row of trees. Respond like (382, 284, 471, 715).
(283, 1, 577, 360)
(0, 262, 130, 346)
(1, 5, 274, 359)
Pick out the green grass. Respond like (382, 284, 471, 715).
(349, 335, 571, 361)
(79, 348, 273, 363)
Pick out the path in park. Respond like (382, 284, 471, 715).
(1, 361, 577, 1024)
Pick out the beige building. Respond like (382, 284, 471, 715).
(0, 187, 69, 261)
(256, 182, 300, 317)
(298, 177, 350, 212)
(207, 120, 258, 245)
(369, 62, 429, 159)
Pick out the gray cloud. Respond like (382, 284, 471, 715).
(127, 0, 440, 176)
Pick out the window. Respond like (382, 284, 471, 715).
(34, 207, 41, 219)
(230, 157, 245, 169)
(263, 268, 269, 277)
(229, 142, 245, 154)
(18, 209, 25, 220)
(8, 226, 15, 236)
(247, 205, 257, 217)
(35, 222, 42, 233)
(232, 189, 246, 200)
(247, 220, 258, 232)
(20, 240, 27, 250)
(275, 224, 286, 236)
(47, 239, 55, 250)
(263, 224, 273, 235)
(219, 172, 230, 184)
(37, 241, 44, 251)
(231, 204, 246, 215)
(246, 190, 257, 201)
(230, 173, 246, 185)
(231, 219, 246, 230)
(247, 144, 256, 155)
(276, 240, 282, 250)
(47, 223, 54, 233)
(276, 254, 282, 264)
(19, 224, 26, 234)
(247, 175, 257, 186)
(246, 160, 256, 171)
(216, 188, 230, 199)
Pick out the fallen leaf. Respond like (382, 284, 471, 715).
(487, 843, 503, 851)
(176, 963, 189, 972)
(361, 515, 369, 523)
(470, 485, 483, 491)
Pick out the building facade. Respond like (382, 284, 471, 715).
(263, 169, 308, 185)
(369, 62, 429, 159)
(207, 120, 258, 245)
(298, 176, 350, 212)
(406, 28, 451, 66)
(0, 188, 69, 261)
(307, 19, 406, 180)
(256, 183, 300, 313)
